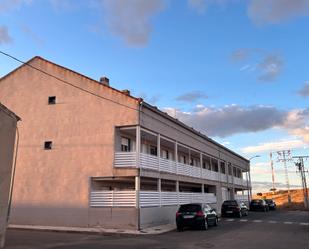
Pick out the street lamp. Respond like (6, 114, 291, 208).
(247, 155, 260, 200)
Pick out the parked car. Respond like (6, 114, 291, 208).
(221, 200, 249, 218)
(265, 199, 276, 210)
(250, 199, 269, 212)
(176, 203, 218, 231)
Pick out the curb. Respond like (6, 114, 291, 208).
(8, 224, 175, 236)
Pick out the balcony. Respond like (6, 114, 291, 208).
(115, 152, 248, 188)
(115, 126, 250, 189)
(90, 190, 217, 208)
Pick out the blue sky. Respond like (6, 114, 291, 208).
(1, 0, 309, 193)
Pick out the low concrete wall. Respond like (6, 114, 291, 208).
(89, 207, 138, 230)
(140, 206, 178, 229)
(10, 205, 138, 230)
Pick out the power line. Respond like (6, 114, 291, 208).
(0, 50, 139, 112)
(0, 51, 247, 170)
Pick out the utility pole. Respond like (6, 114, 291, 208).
(277, 150, 292, 203)
(293, 156, 309, 209)
(270, 152, 276, 192)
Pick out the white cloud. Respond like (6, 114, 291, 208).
(165, 105, 286, 138)
(298, 81, 309, 97)
(0, 25, 13, 44)
(248, 0, 309, 25)
(0, 0, 32, 13)
(175, 91, 208, 102)
(241, 139, 306, 154)
(101, 0, 164, 47)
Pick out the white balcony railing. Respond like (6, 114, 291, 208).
(90, 190, 217, 208)
(235, 194, 249, 202)
(114, 152, 249, 188)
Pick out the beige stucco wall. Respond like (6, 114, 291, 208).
(0, 57, 139, 228)
(0, 106, 18, 249)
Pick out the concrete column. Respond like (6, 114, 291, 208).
(176, 181, 180, 205)
(215, 184, 223, 214)
(136, 126, 141, 168)
(135, 176, 140, 208)
(200, 153, 203, 178)
(201, 184, 204, 193)
(157, 134, 160, 171)
(248, 166, 252, 200)
(175, 142, 178, 174)
(158, 178, 161, 207)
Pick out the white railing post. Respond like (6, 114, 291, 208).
(200, 153, 203, 178)
(175, 142, 178, 175)
(157, 133, 161, 171)
(136, 126, 141, 168)
(176, 181, 179, 205)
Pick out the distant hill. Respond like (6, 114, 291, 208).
(254, 189, 309, 211)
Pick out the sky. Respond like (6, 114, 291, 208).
(0, 0, 309, 193)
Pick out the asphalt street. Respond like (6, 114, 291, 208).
(5, 210, 309, 249)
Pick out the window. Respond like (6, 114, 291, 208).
(121, 137, 131, 152)
(220, 161, 226, 174)
(162, 149, 169, 159)
(44, 141, 53, 150)
(228, 163, 232, 175)
(204, 156, 211, 170)
(150, 145, 157, 156)
(48, 96, 56, 105)
(179, 155, 186, 164)
(211, 158, 219, 172)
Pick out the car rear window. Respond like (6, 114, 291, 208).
(178, 204, 202, 212)
(251, 199, 262, 203)
(223, 201, 238, 206)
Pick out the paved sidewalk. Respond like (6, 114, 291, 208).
(8, 223, 175, 235)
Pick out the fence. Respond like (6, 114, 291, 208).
(90, 190, 217, 208)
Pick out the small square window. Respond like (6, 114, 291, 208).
(48, 96, 56, 105)
(44, 141, 53, 150)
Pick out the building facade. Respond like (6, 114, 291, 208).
(0, 103, 20, 249)
(0, 57, 250, 230)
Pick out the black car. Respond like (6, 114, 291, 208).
(250, 199, 269, 212)
(176, 203, 218, 231)
(221, 200, 249, 218)
(265, 199, 276, 210)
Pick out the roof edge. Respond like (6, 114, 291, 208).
(0, 102, 21, 121)
(141, 102, 249, 163)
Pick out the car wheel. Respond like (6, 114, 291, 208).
(177, 225, 183, 232)
(202, 219, 209, 230)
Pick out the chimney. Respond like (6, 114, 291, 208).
(99, 76, 109, 86)
(122, 89, 130, 96)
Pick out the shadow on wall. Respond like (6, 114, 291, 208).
(10, 204, 138, 230)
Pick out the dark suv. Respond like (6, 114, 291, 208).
(265, 199, 276, 210)
(221, 200, 249, 218)
(176, 203, 218, 231)
(250, 199, 269, 212)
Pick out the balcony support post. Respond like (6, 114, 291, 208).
(200, 153, 203, 178)
(136, 126, 141, 168)
(158, 178, 161, 207)
(157, 134, 161, 171)
(175, 142, 178, 174)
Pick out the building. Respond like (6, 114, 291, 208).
(0, 103, 20, 249)
(0, 56, 250, 230)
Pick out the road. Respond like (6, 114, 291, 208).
(5, 210, 309, 249)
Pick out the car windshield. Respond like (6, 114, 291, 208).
(223, 201, 238, 206)
(179, 204, 202, 212)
